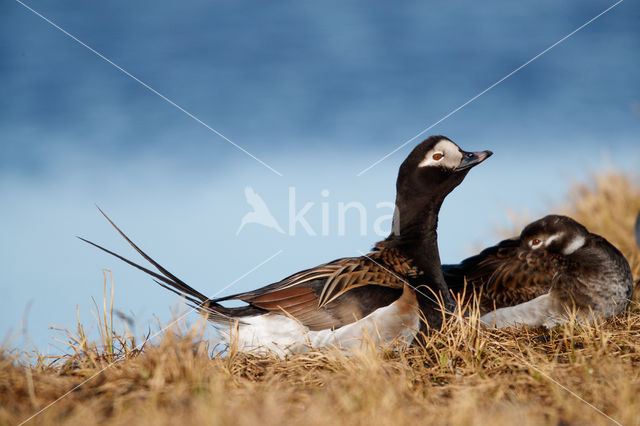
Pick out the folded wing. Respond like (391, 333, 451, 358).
(443, 238, 558, 312)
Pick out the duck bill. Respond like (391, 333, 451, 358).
(455, 150, 493, 172)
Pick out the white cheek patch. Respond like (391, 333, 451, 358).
(418, 152, 443, 168)
(544, 233, 563, 247)
(562, 235, 586, 255)
(418, 139, 462, 169)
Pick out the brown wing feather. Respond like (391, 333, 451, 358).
(249, 286, 316, 305)
(448, 239, 560, 312)
(214, 248, 419, 330)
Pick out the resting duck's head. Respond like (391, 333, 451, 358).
(520, 215, 589, 256)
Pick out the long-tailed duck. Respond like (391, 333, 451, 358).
(82, 136, 492, 353)
(444, 215, 634, 328)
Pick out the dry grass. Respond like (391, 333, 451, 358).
(2, 172, 640, 426)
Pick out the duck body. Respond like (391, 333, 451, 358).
(222, 278, 420, 355)
(82, 136, 492, 354)
(201, 246, 426, 354)
(443, 215, 634, 328)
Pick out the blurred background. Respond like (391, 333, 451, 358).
(2, 0, 639, 353)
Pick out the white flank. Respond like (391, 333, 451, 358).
(480, 293, 563, 329)
(219, 286, 420, 357)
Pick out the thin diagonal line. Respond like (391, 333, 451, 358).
(358, 249, 621, 425)
(18, 249, 283, 426)
(500, 343, 619, 425)
(357, 0, 624, 176)
(515, 354, 622, 426)
(14, 0, 283, 177)
(214, 250, 283, 296)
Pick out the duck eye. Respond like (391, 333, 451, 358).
(432, 153, 444, 161)
(531, 238, 542, 247)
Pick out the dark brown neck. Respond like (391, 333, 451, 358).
(381, 197, 450, 305)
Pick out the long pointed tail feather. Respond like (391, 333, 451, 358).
(150, 279, 226, 319)
(79, 208, 233, 322)
(95, 206, 207, 301)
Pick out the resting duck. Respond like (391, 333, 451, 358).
(443, 215, 634, 328)
(81, 136, 492, 354)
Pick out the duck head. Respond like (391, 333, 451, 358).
(398, 136, 491, 201)
(521, 215, 589, 256)
(392, 136, 492, 239)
